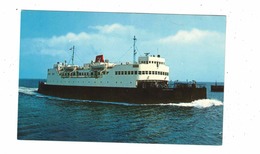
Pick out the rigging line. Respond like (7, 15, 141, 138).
(64, 46, 73, 65)
(136, 46, 143, 57)
(64, 46, 82, 65)
(66, 54, 72, 65)
(74, 51, 85, 65)
(115, 46, 133, 63)
(64, 46, 85, 66)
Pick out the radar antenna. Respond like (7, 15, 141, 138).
(144, 52, 150, 56)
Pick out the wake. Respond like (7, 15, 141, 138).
(19, 87, 223, 108)
(155, 99, 223, 108)
(18, 87, 38, 95)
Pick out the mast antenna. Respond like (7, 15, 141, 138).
(70, 45, 75, 65)
(133, 36, 137, 63)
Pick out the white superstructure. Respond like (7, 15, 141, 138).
(46, 53, 169, 88)
(46, 36, 170, 88)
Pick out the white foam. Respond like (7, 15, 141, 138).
(147, 99, 223, 108)
(18, 87, 38, 95)
(190, 99, 223, 108)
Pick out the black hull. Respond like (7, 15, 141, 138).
(211, 85, 224, 92)
(38, 82, 207, 104)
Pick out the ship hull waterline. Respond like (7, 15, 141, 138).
(38, 82, 207, 104)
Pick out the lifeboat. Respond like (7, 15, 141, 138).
(90, 62, 107, 70)
(63, 65, 78, 71)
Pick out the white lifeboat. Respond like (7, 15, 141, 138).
(63, 65, 78, 71)
(90, 62, 107, 70)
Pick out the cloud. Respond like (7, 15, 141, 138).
(21, 25, 225, 63)
(21, 23, 165, 59)
(148, 28, 226, 82)
(159, 28, 224, 44)
(21, 32, 91, 57)
(21, 24, 143, 64)
(21, 25, 225, 59)
(90, 23, 136, 35)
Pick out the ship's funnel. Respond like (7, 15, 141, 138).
(95, 55, 105, 62)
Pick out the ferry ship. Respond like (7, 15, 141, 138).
(38, 36, 207, 104)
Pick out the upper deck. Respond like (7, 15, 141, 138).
(46, 54, 170, 88)
(45, 36, 170, 88)
(138, 54, 165, 65)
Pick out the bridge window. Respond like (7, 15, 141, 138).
(112, 70, 168, 76)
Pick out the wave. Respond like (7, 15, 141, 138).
(19, 86, 223, 108)
(19, 87, 38, 95)
(145, 99, 223, 108)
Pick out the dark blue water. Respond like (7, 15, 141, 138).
(18, 79, 223, 145)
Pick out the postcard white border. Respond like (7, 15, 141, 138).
(1, 0, 260, 154)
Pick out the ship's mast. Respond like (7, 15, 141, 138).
(133, 36, 137, 64)
(70, 45, 75, 65)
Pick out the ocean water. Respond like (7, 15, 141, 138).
(18, 79, 224, 145)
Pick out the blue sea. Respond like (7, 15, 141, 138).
(18, 79, 224, 145)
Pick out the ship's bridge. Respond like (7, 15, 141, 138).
(138, 54, 165, 65)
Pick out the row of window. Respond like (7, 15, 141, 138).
(48, 71, 109, 77)
(48, 70, 169, 77)
(139, 61, 165, 65)
(115, 70, 169, 76)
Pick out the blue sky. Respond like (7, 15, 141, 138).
(20, 10, 226, 82)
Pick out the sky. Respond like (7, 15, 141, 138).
(19, 10, 226, 82)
